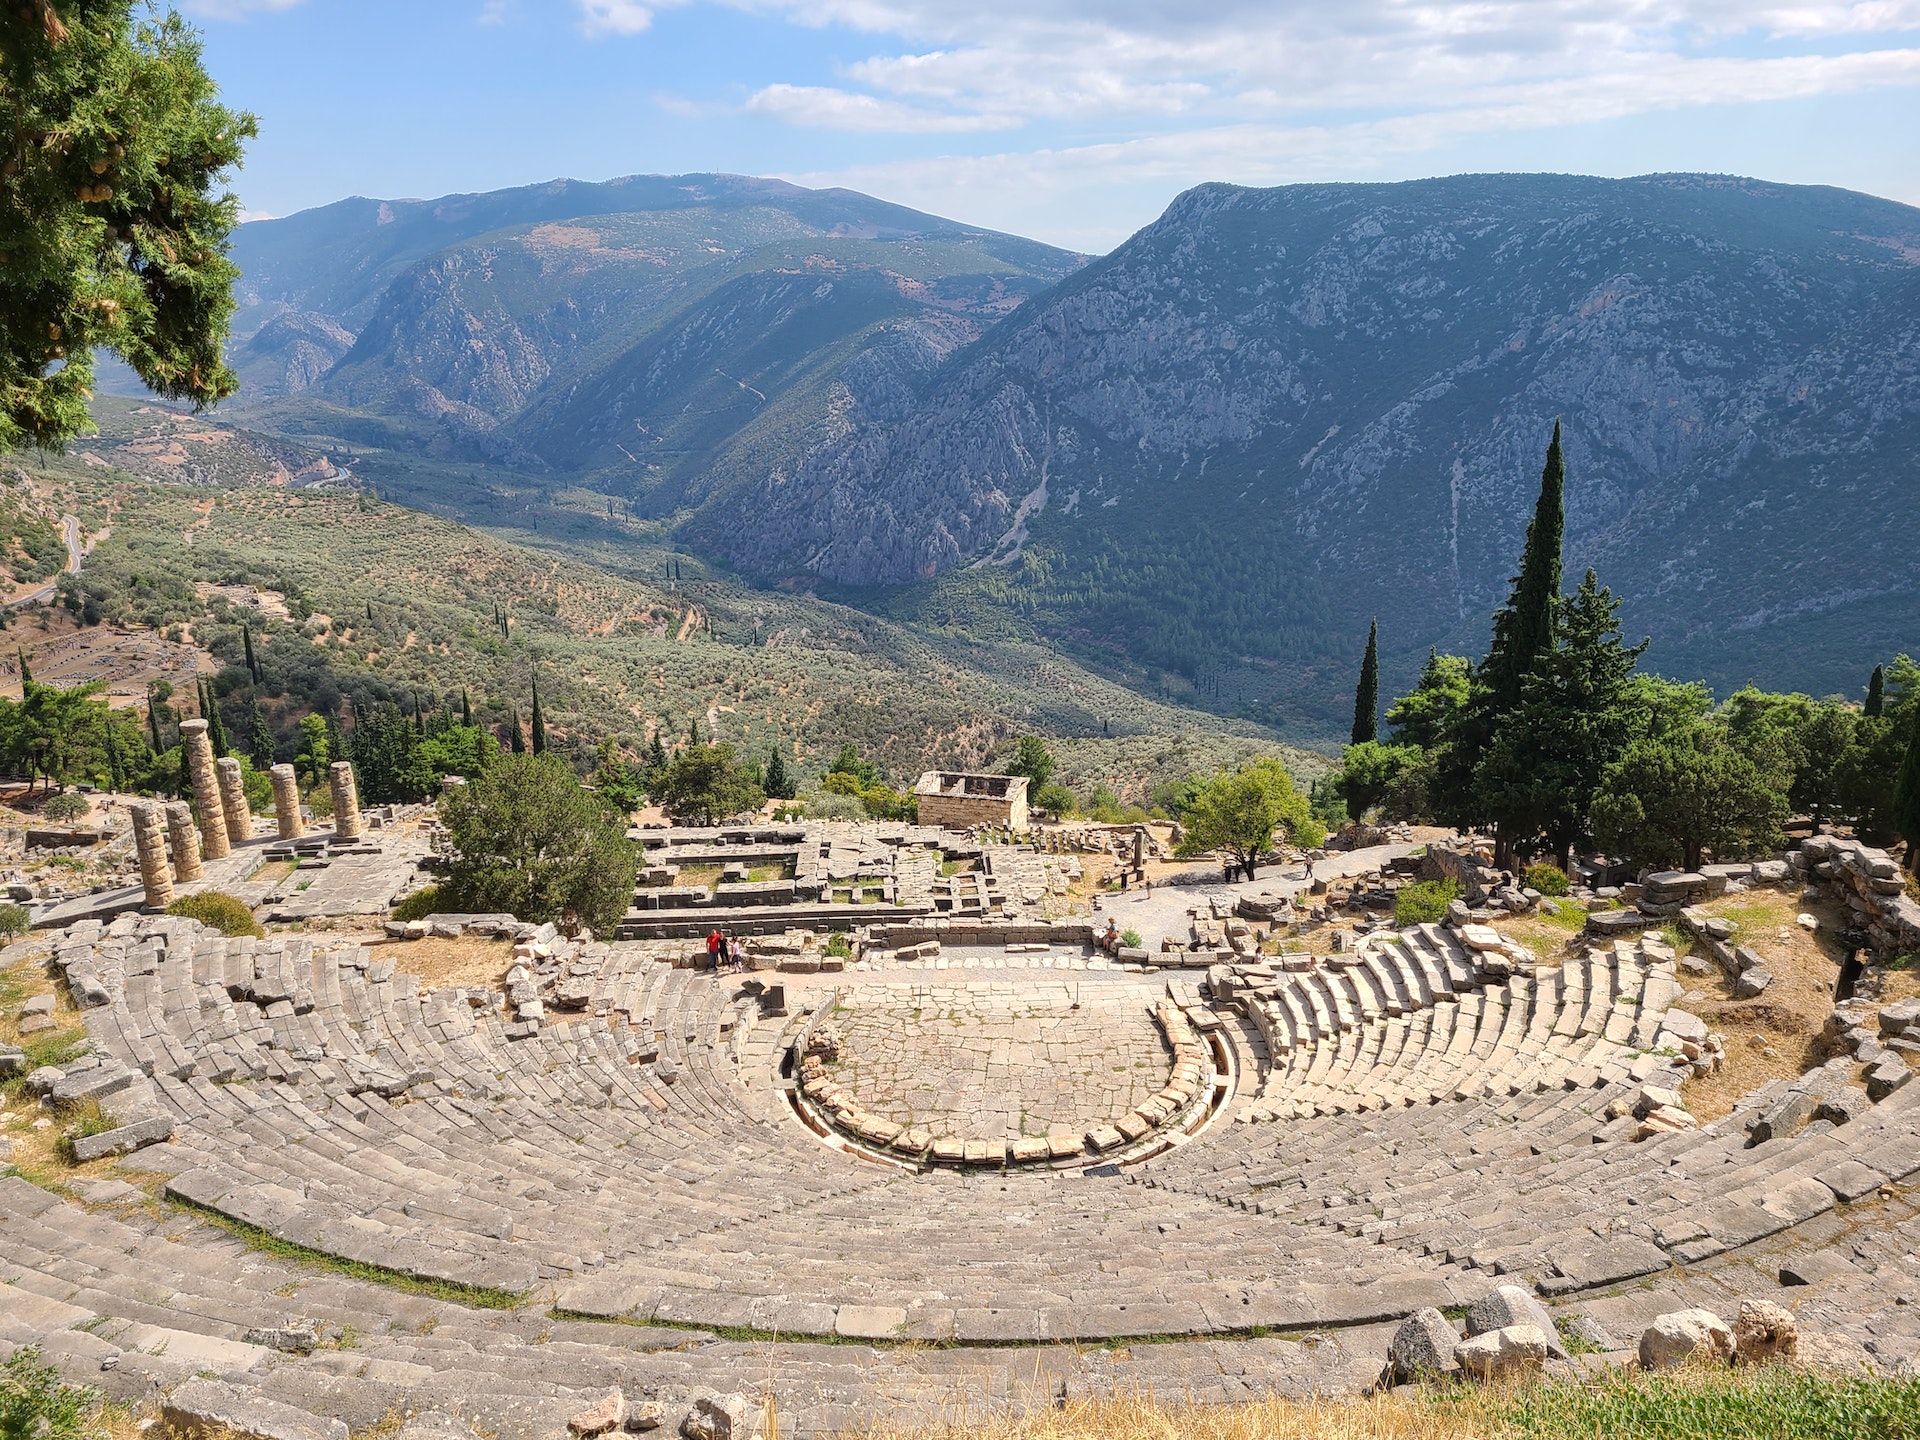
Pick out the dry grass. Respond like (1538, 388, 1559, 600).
(1489, 899, 1591, 962)
(377, 935, 516, 993)
(835, 1391, 1486, 1440)
(1676, 888, 1853, 1123)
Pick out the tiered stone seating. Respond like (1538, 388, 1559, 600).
(1235, 932, 1681, 1120)
(15, 904, 1920, 1436)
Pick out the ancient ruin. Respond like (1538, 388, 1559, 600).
(3, 814, 1915, 1440)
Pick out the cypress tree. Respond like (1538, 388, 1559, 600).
(242, 624, 257, 682)
(147, 700, 163, 753)
(1896, 714, 1920, 875)
(248, 700, 274, 770)
(647, 730, 668, 778)
(687, 716, 700, 750)
(460, 689, 472, 727)
(1485, 421, 1567, 719)
(16, 648, 30, 688)
(105, 723, 124, 792)
(1866, 665, 1885, 718)
(1351, 619, 1379, 746)
(530, 679, 547, 756)
(765, 748, 793, 801)
(507, 707, 526, 755)
(365, 601, 373, 624)
(201, 680, 229, 757)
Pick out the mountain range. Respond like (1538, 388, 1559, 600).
(215, 170, 1920, 738)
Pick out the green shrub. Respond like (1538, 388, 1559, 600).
(0, 1347, 93, 1440)
(391, 886, 442, 923)
(1120, 928, 1143, 949)
(1032, 782, 1077, 816)
(166, 891, 264, 938)
(1394, 878, 1461, 927)
(825, 932, 852, 957)
(42, 792, 90, 822)
(0, 904, 30, 941)
(1524, 862, 1571, 896)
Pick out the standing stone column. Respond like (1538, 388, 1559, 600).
(330, 761, 363, 841)
(179, 718, 230, 859)
(215, 756, 252, 844)
(165, 801, 204, 882)
(269, 763, 305, 839)
(131, 802, 173, 909)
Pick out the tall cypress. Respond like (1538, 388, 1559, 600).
(200, 680, 229, 757)
(507, 707, 526, 755)
(530, 679, 547, 756)
(1351, 619, 1379, 746)
(16, 648, 30, 688)
(242, 624, 258, 682)
(765, 748, 792, 801)
(1866, 665, 1885, 718)
(1895, 714, 1920, 875)
(460, 688, 472, 727)
(248, 700, 274, 770)
(105, 723, 124, 792)
(1485, 421, 1567, 719)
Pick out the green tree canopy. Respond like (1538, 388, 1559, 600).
(1175, 757, 1324, 877)
(1333, 739, 1418, 822)
(438, 754, 637, 935)
(762, 746, 795, 801)
(1474, 569, 1646, 867)
(2, 3, 254, 449)
(1592, 717, 1788, 872)
(1006, 734, 1055, 791)
(654, 742, 764, 825)
(826, 742, 878, 787)
(1386, 650, 1470, 751)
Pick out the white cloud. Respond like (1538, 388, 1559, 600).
(477, 0, 511, 24)
(579, 0, 658, 35)
(745, 83, 1021, 131)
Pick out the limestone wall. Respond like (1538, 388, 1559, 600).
(1793, 836, 1920, 961)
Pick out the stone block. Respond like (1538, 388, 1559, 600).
(70, 1114, 173, 1162)
(1732, 1300, 1797, 1365)
(1865, 1055, 1911, 1102)
(1638, 1309, 1733, 1371)
(1465, 1284, 1569, 1360)
(1879, 998, 1920, 1036)
(162, 1380, 348, 1440)
(834, 1304, 907, 1340)
(1387, 1307, 1459, 1382)
(568, 1392, 627, 1437)
(1456, 1323, 1548, 1381)
(1734, 967, 1773, 999)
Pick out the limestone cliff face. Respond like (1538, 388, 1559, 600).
(706, 174, 1920, 718)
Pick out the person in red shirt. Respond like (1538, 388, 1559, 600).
(705, 929, 722, 968)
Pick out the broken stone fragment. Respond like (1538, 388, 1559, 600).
(1456, 1323, 1548, 1381)
(568, 1390, 627, 1437)
(1639, 1309, 1733, 1370)
(1465, 1284, 1569, 1361)
(1732, 1299, 1798, 1366)
(1386, 1306, 1459, 1382)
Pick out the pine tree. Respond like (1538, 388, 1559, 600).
(1867, 665, 1885, 718)
(248, 699, 274, 770)
(647, 730, 669, 780)
(1351, 619, 1379, 746)
(242, 624, 257, 682)
(1895, 712, 1920, 875)
(507, 707, 526, 755)
(460, 689, 472, 727)
(530, 679, 547, 756)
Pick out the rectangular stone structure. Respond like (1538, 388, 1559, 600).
(269, 763, 305, 839)
(215, 755, 252, 844)
(330, 761, 363, 840)
(165, 801, 204, 882)
(179, 718, 230, 858)
(130, 801, 174, 909)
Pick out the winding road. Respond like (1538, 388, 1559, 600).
(9, 515, 88, 607)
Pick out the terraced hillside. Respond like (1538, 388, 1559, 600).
(16, 420, 1316, 795)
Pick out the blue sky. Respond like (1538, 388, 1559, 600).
(185, 0, 1920, 253)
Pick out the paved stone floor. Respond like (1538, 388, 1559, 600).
(826, 981, 1172, 1143)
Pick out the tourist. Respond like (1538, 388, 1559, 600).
(705, 927, 722, 969)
